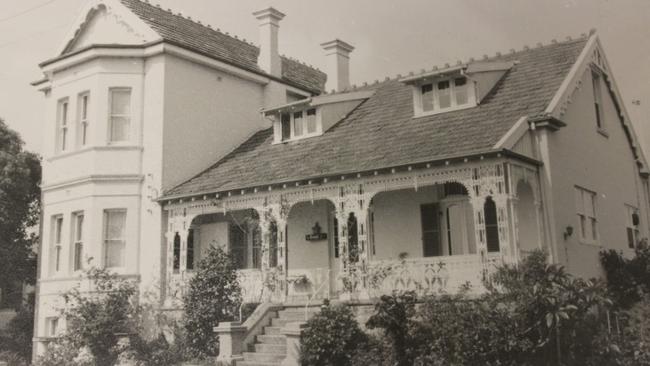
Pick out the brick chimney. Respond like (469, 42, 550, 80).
(253, 7, 285, 77)
(321, 39, 354, 92)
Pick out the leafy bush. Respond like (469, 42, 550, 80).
(616, 296, 650, 365)
(33, 337, 94, 366)
(0, 293, 34, 363)
(365, 291, 420, 366)
(600, 243, 650, 308)
(183, 246, 241, 358)
(301, 304, 368, 366)
(129, 333, 184, 366)
(60, 267, 139, 366)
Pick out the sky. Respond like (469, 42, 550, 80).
(0, 0, 649, 156)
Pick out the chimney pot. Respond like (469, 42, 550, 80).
(321, 39, 354, 92)
(253, 7, 285, 76)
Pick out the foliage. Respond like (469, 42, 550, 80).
(0, 119, 41, 306)
(183, 245, 241, 358)
(615, 296, 650, 365)
(0, 350, 29, 366)
(53, 267, 139, 366)
(33, 337, 94, 366)
(0, 293, 35, 363)
(129, 332, 184, 366)
(600, 242, 650, 308)
(365, 291, 420, 366)
(301, 304, 368, 366)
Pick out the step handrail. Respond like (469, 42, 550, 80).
(304, 269, 330, 321)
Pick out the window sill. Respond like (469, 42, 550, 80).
(47, 145, 143, 162)
(414, 103, 477, 118)
(597, 128, 609, 138)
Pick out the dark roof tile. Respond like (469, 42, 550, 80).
(164, 37, 588, 198)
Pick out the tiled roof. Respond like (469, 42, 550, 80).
(164, 37, 588, 199)
(115, 0, 326, 93)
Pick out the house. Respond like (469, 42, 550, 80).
(32, 0, 650, 360)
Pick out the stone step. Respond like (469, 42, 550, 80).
(257, 334, 286, 344)
(237, 361, 281, 366)
(263, 326, 283, 335)
(277, 309, 320, 321)
(271, 317, 294, 327)
(243, 352, 286, 363)
(254, 343, 287, 354)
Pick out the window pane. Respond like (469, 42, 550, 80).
(75, 215, 84, 241)
(293, 111, 303, 136)
(421, 84, 434, 112)
(585, 192, 595, 217)
(74, 243, 83, 271)
(105, 211, 126, 240)
(105, 240, 125, 268)
(306, 109, 317, 133)
(455, 78, 468, 105)
(627, 228, 635, 248)
(281, 113, 291, 140)
(61, 102, 68, 125)
(81, 95, 89, 120)
(55, 246, 61, 271)
(580, 215, 587, 239)
(574, 188, 584, 214)
(110, 116, 130, 142)
(438, 81, 451, 108)
(55, 218, 63, 244)
(111, 90, 131, 115)
(590, 218, 598, 240)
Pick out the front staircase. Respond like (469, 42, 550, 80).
(237, 306, 321, 366)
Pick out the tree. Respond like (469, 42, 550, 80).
(183, 246, 242, 358)
(0, 118, 41, 307)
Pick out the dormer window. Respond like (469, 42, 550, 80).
(279, 108, 320, 141)
(418, 76, 473, 115)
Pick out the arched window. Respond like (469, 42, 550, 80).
(484, 197, 500, 252)
(348, 213, 359, 263)
(269, 220, 278, 268)
(186, 229, 195, 271)
(173, 232, 181, 272)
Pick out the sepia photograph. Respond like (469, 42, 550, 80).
(1, 0, 650, 365)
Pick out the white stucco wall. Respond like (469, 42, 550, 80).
(160, 54, 268, 191)
(545, 68, 650, 279)
(286, 201, 333, 271)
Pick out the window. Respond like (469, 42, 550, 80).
(108, 88, 131, 142)
(421, 84, 434, 112)
(484, 197, 500, 252)
(293, 111, 304, 137)
(57, 99, 69, 152)
(103, 209, 126, 268)
(626, 205, 640, 249)
(575, 187, 598, 243)
(421, 203, 442, 257)
(418, 76, 472, 115)
(592, 71, 604, 130)
(78, 93, 90, 146)
(187, 229, 195, 271)
(72, 212, 84, 272)
(173, 233, 181, 272)
(348, 213, 359, 263)
(46, 317, 59, 337)
(281, 113, 291, 140)
(52, 215, 63, 273)
(279, 108, 320, 141)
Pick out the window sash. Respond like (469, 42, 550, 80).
(575, 187, 597, 241)
(58, 100, 68, 151)
(78, 94, 89, 146)
(72, 213, 84, 271)
(104, 210, 126, 268)
(108, 89, 131, 142)
(419, 77, 471, 113)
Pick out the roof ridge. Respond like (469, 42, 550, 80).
(131, 0, 257, 47)
(340, 31, 593, 94)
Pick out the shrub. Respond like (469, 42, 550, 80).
(0, 293, 35, 363)
(129, 332, 184, 366)
(33, 337, 94, 366)
(301, 304, 368, 366)
(183, 246, 241, 358)
(60, 267, 139, 366)
(600, 243, 650, 309)
(365, 291, 420, 366)
(616, 296, 650, 365)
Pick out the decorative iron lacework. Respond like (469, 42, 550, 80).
(163, 159, 541, 301)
